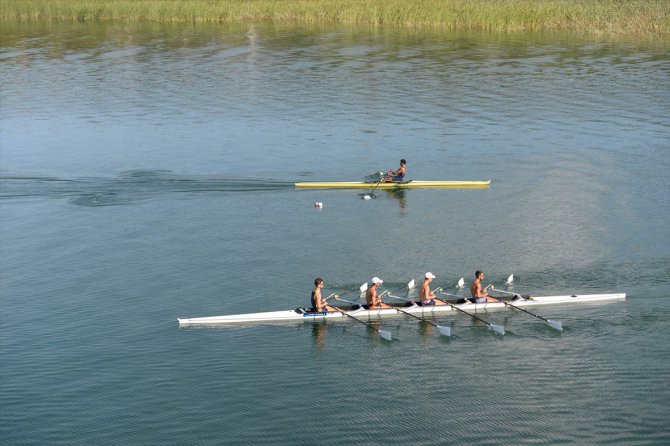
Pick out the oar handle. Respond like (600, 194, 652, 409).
(381, 284, 407, 296)
(421, 286, 442, 298)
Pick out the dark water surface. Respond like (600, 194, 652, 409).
(1, 22, 669, 445)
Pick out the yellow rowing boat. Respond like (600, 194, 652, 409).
(294, 180, 491, 189)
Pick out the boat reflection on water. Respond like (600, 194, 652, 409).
(384, 189, 406, 208)
(418, 320, 434, 338)
(311, 322, 327, 350)
(359, 189, 407, 207)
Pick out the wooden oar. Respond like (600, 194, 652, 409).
(333, 295, 392, 341)
(489, 286, 563, 331)
(386, 291, 451, 337)
(434, 293, 505, 335)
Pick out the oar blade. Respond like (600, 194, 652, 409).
(547, 320, 563, 331)
(489, 324, 505, 335)
(379, 330, 393, 341)
(505, 274, 514, 285)
(438, 326, 452, 337)
(407, 279, 416, 289)
(457, 277, 465, 288)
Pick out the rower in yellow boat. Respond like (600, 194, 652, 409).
(383, 159, 406, 182)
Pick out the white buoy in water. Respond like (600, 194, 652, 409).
(314, 202, 323, 208)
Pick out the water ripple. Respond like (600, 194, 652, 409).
(0, 171, 294, 206)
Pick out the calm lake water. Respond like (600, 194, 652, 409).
(1, 21, 669, 445)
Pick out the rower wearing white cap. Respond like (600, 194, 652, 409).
(366, 277, 388, 309)
(420, 272, 437, 305)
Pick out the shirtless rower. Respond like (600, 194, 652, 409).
(311, 278, 334, 312)
(383, 159, 406, 182)
(366, 277, 388, 309)
(420, 272, 437, 305)
(469, 271, 494, 303)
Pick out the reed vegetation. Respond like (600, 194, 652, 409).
(1, 0, 668, 37)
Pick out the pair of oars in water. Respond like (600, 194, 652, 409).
(332, 295, 394, 341)
(326, 285, 394, 341)
(483, 286, 563, 332)
(332, 287, 486, 340)
(327, 283, 460, 340)
(437, 274, 562, 332)
(486, 275, 561, 331)
(325, 282, 405, 341)
(387, 288, 505, 336)
(434, 286, 562, 334)
(326, 278, 562, 341)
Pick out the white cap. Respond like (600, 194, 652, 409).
(425, 272, 436, 279)
(371, 277, 383, 284)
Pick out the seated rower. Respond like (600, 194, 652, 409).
(366, 277, 389, 309)
(419, 272, 437, 305)
(469, 271, 496, 303)
(383, 159, 406, 182)
(311, 278, 335, 312)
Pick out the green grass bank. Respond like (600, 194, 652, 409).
(1, 0, 668, 37)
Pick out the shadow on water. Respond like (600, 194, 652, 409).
(0, 170, 295, 207)
(356, 188, 407, 208)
